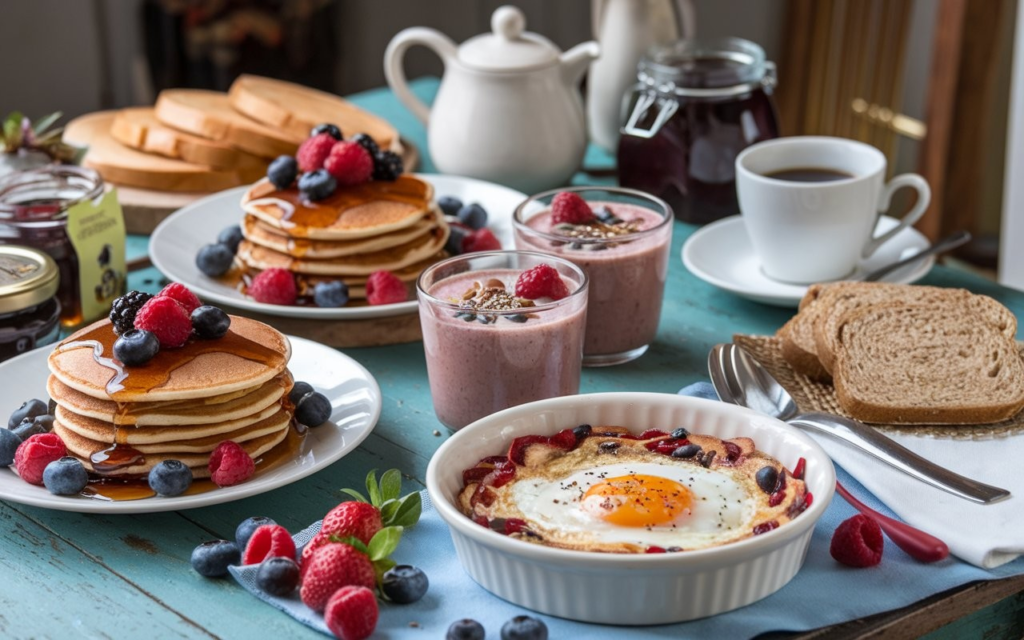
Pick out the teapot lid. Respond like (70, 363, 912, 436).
(458, 6, 560, 71)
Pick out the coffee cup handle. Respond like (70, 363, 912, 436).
(862, 173, 932, 258)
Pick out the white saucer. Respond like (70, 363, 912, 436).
(0, 336, 381, 514)
(149, 174, 524, 320)
(682, 215, 933, 307)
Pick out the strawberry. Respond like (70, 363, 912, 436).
(243, 524, 296, 565)
(321, 502, 382, 546)
(156, 283, 201, 314)
(299, 543, 375, 613)
(550, 191, 594, 225)
(324, 586, 378, 640)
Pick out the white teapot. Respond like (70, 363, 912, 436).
(384, 6, 599, 193)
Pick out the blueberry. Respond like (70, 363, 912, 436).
(42, 457, 89, 495)
(0, 429, 22, 467)
(295, 391, 331, 427)
(598, 441, 620, 453)
(447, 619, 486, 640)
(148, 460, 193, 497)
(670, 427, 689, 439)
(351, 133, 379, 157)
(9, 398, 47, 429)
(572, 424, 592, 440)
(382, 565, 429, 604)
(256, 556, 300, 596)
(298, 169, 337, 201)
(191, 306, 231, 340)
(456, 203, 488, 230)
(671, 444, 702, 459)
(438, 196, 463, 217)
(216, 225, 244, 253)
(190, 540, 240, 578)
(287, 382, 314, 406)
(756, 466, 780, 495)
(12, 417, 49, 440)
(236, 516, 277, 551)
(311, 123, 343, 140)
(445, 225, 467, 256)
(501, 615, 547, 640)
(114, 329, 160, 366)
(196, 243, 235, 278)
(267, 155, 299, 190)
(313, 281, 350, 308)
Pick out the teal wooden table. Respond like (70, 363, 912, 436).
(2, 79, 1023, 639)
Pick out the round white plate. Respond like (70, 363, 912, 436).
(682, 215, 934, 307)
(149, 174, 526, 320)
(0, 336, 381, 514)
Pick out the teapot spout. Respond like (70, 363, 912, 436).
(560, 41, 600, 86)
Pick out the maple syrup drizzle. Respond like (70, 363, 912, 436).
(58, 340, 128, 395)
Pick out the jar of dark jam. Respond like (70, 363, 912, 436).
(0, 246, 61, 363)
(0, 166, 105, 327)
(617, 38, 780, 225)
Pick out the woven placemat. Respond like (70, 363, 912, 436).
(733, 334, 1024, 440)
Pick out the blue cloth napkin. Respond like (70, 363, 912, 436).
(231, 382, 1024, 638)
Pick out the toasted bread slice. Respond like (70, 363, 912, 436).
(833, 300, 1024, 424)
(777, 284, 831, 381)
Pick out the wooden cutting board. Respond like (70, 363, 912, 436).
(228, 75, 402, 152)
(154, 89, 298, 159)
(111, 107, 268, 171)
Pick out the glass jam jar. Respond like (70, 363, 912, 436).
(0, 245, 61, 363)
(0, 166, 105, 327)
(617, 37, 780, 225)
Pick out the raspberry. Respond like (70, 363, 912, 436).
(248, 268, 297, 306)
(461, 228, 502, 253)
(156, 282, 202, 314)
(134, 296, 192, 348)
(14, 433, 67, 485)
(365, 270, 406, 305)
(323, 141, 373, 186)
(296, 133, 338, 173)
(208, 441, 255, 487)
(300, 543, 375, 612)
(242, 524, 296, 565)
(830, 514, 884, 568)
(550, 191, 595, 225)
(324, 586, 378, 640)
(320, 502, 383, 546)
(514, 264, 570, 300)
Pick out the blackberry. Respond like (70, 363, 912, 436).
(373, 150, 403, 181)
(351, 133, 379, 157)
(109, 290, 153, 335)
(311, 123, 343, 140)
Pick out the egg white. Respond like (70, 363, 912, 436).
(509, 461, 759, 549)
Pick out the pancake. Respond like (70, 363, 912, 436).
(55, 420, 291, 478)
(296, 253, 446, 299)
(241, 208, 442, 259)
(236, 224, 449, 276)
(48, 316, 290, 403)
(48, 373, 291, 426)
(241, 176, 434, 240)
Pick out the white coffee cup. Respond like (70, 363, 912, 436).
(735, 136, 931, 283)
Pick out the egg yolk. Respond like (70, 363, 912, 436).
(581, 474, 692, 527)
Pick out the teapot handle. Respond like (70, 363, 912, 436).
(384, 27, 458, 125)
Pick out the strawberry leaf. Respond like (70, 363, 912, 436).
(380, 469, 402, 503)
(365, 469, 382, 507)
(327, 534, 369, 556)
(339, 488, 369, 503)
(367, 526, 403, 561)
(379, 498, 400, 524)
(31, 112, 61, 136)
(391, 492, 422, 529)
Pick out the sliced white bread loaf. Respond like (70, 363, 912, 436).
(777, 284, 832, 381)
(833, 300, 1024, 424)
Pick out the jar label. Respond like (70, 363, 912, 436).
(65, 189, 126, 324)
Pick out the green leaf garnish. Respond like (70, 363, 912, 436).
(365, 469, 382, 506)
(379, 469, 402, 503)
(340, 488, 369, 503)
(367, 526, 403, 561)
(328, 534, 369, 556)
(390, 492, 422, 529)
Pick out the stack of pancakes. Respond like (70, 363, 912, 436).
(47, 316, 295, 479)
(236, 175, 450, 300)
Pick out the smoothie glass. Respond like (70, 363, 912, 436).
(417, 250, 588, 430)
(513, 187, 673, 366)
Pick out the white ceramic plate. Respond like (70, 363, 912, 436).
(682, 215, 934, 307)
(0, 336, 381, 514)
(149, 174, 525, 320)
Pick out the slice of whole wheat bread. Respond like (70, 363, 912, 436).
(777, 284, 832, 381)
(833, 300, 1024, 424)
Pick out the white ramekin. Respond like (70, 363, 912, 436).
(425, 392, 835, 625)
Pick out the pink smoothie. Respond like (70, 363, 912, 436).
(419, 268, 587, 429)
(515, 202, 671, 359)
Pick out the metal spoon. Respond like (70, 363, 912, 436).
(708, 343, 1010, 504)
(861, 230, 971, 282)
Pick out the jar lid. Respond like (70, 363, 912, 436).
(0, 246, 59, 314)
(638, 37, 774, 97)
(458, 6, 559, 71)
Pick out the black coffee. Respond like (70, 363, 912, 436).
(762, 167, 853, 182)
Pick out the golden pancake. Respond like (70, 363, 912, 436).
(294, 253, 445, 299)
(237, 224, 449, 277)
(241, 207, 442, 259)
(48, 373, 291, 426)
(241, 176, 434, 240)
(49, 316, 290, 403)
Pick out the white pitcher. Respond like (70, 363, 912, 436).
(384, 6, 599, 193)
